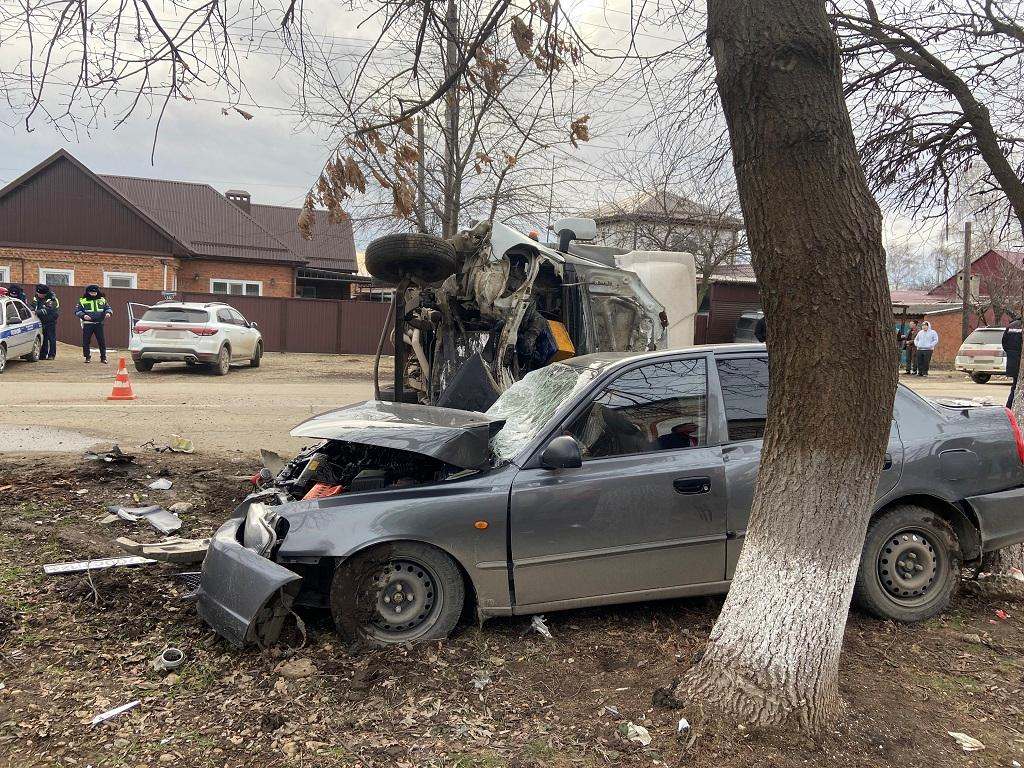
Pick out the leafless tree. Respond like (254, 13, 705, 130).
(886, 237, 930, 290)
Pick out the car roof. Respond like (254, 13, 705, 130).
(146, 302, 227, 310)
(566, 343, 766, 372)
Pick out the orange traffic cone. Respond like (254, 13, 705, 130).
(107, 357, 137, 401)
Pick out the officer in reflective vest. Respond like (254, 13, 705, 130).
(33, 284, 61, 360)
(75, 284, 112, 364)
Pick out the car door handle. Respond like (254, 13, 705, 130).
(673, 477, 711, 495)
(883, 453, 893, 470)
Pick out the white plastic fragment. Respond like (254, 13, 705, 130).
(152, 647, 185, 672)
(1010, 567, 1024, 583)
(530, 614, 553, 640)
(677, 717, 690, 734)
(624, 722, 652, 746)
(91, 699, 140, 726)
(947, 732, 985, 752)
(472, 674, 491, 691)
(148, 478, 173, 491)
(169, 435, 194, 453)
(44, 556, 156, 575)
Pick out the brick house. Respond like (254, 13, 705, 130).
(0, 149, 359, 298)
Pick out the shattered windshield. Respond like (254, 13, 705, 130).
(487, 363, 598, 461)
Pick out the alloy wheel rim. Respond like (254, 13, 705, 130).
(878, 528, 940, 604)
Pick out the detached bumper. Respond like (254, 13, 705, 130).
(197, 520, 302, 647)
(966, 486, 1024, 553)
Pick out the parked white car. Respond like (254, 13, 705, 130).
(0, 295, 43, 373)
(955, 326, 1007, 384)
(129, 301, 263, 375)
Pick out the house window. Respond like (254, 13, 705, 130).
(0, 266, 10, 283)
(40, 268, 74, 286)
(104, 272, 138, 289)
(210, 279, 261, 297)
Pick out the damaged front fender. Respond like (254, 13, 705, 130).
(197, 519, 302, 647)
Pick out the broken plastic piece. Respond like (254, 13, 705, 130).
(623, 722, 652, 746)
(152, 647, 185, 672)
(44, 556, 155, 575)
(85, 445, 135, 464)
(116, 536, 210, 565)
(169, 435, 195, 453)
(91, 699, 141, 726)
(108, 505, 181, 534)
(530, 614, 553, 640)
(302, 483, 345, 500)
(677, 718, 690, 734)
(148, 478, 173, 491)
(948, 732, 985, 752)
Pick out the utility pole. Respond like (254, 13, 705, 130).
(441, 0, 460, 239)
(961, 219, 972, 341)
(416, 116, 426, 233)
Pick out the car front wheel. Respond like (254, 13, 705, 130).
(249, 341, 262, 368)
(330, 542, 465, 647)
(854, 504, 960, 623)
(970, 372, 992, 384)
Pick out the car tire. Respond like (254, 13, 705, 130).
(365, 233, 458, 286)
(249, 341, 263, 368)
(134, 359, 154, 373)
(970, 372, 992, 384)
(22, 337, 41, 362)
(330, 542, 465, 647)
(211, 346, 230, 376)
(0, 343, 7, 373)
(854, 504, 961, 623)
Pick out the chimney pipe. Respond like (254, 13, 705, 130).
(226, 189, 251, 214)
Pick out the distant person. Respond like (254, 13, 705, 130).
(33, 284, 61, 360)
(1003, 318, 1022, 408)
(7, 284, 26, 303)
(754, 315, 766, 343)
(914, 321, 939, 377)
(75, 284, 112, 364)
(903, 320, 919, 374)
(657, 423, 699, 450)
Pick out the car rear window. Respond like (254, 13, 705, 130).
(965, 329, 1004, 345)
(141, 308, 209, 323)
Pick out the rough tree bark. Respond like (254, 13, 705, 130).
(675, 0, 898, 732)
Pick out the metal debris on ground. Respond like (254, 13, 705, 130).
(148, 478, 173, 491)
(43, 556, 155, 575)
(90, 699, 141, 726)
(108, 505, 182, 534)
(152, 647, 185, 672)
(622, 722, 652, 746)
(116, 536, 210, 565)
(947, 732, 985, 752)
(84, 445, 135, 464)
(530, 614, 553, 640)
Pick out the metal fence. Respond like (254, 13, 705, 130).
(17, 284, 392, 356)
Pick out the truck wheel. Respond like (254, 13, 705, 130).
(211, 346, 230, 376)
(22, 337, 41, 362)
(134, 359, 154, 373)
(854, 504, 960, 623)
(0, 344, 7, 373)
(970, 372, 991, 384)
(249, 341, 263, 368)
(330, 542, 465, 647)
(365, 234, 457, 286)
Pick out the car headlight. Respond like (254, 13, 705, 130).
(243, 502, 277, 556)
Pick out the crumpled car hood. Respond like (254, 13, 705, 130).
(290, 400, 504, 469)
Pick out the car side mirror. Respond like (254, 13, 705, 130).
(248, 321, 258, 329)
(540, 435, 582, 470)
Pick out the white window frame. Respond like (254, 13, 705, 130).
(0, 266, 10, 282)
(103, 271, 138, 289)
(39, 268, 74, 286)
(210, 278, 262, 297)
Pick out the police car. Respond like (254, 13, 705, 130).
(0, 294, 43, 373)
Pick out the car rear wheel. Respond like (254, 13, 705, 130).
(970, 372, 992, 384)
(22, 337, 41, 362)
(854, 504, 960, 622)
(211, 346, 230, 376)
(330, 542, 464, 647)
(134, 359, 154, 373)
(0, 344, 7, 373)
(249, 341, 263, 368)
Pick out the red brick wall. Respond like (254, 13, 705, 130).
(0, 247, 179, 290)
(922, 311, 964, 364)
(176, 259, 296, 298)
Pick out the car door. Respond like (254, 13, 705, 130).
(2, 299, 30, 356)
(719, 354, 905, 578)
(216, 309, 243, 358)
(14, 300, 39, 355)
(508, 354, 729, 609)
(229, 309, 256, 356)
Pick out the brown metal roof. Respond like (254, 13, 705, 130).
(250, 204, 356, 273)
(100, 175, 303, 265)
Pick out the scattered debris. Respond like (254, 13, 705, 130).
(652, 680, 684, 708)
(677, 717, 690, 735)
(170, 435, 195, 453)
(260, 448, 285, 475)
(622, 722, 652, 746)
(169, 501, 194, 514)
(947, 732, 985, 752)
(275, 658, 317, 680)
(1010, 568, 1024, 583)
(148, 478, 173, 491)
(531, 614, 553, 640)
(152, 647, 185, 672)
(955, 632, 983, 644)
(116, 536, 210, 565)
(44, 556, 155, 575)
(472, 674, 491, 691)
(91, 699, 141, 726)
(603, 706, 621, 719)
(996, 609, 1010, 620)
(108, 504, 181, 534)
(85, 445, 135, 464)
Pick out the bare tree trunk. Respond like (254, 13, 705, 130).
(441, 0, 461, 238)
(677, 0, 897, 733)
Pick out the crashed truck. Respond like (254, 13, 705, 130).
(365, 218, 697, 409)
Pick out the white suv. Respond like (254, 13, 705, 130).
(954, 326, 1007, 384)
(129, 301, 263, 375)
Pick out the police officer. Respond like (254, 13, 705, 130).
(75, 284, 112, 363)
(7, 284, 27, 303)
(1003, 317, 1022, 408)
(33, 284, 61, 360)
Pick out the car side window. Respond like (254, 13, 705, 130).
(229, 309, 248, 326)
(216, 309, 234, 325)
(15, 301, 31, 321)
(717, 356, 769, 441)
(565, 358, 708, 459)
(4, 302, 19, 324)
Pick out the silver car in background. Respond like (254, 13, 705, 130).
(955, 327, 1007, 384)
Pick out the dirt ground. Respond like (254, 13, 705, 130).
(1, 451, 1023, 768)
